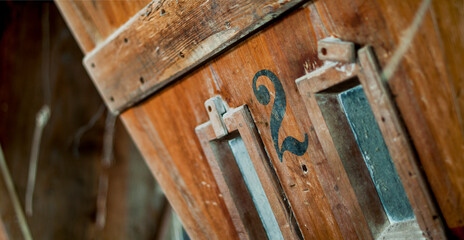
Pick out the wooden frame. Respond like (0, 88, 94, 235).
(296, 44, 445, 239)
(195, 103, 301, 239)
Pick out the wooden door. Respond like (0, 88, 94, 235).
(55, 0, 464, 239)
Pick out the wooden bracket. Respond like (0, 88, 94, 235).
(317, 38, 355, 63)
(295, 40, 445, 239)
(195, 102, 302, 240)
(204, 96, 228, 139)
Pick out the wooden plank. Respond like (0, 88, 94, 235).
(296, 43, 445, 238)
(195, 121, 267, 239)
(223, 106, 302, 239)
(315, 91, 390, 237)
(197, 103, 304, 239)
(431, 0, 464, 135)
(82, 0, 308, 113)
(357, 46, 444, 239)
(54, 0, 151, 52)
(298, 61, 359, 93)
(120, 67, 240, 239)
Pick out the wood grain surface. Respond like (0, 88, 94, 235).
(310, 0, 464, 230)
(120, 2, 464, 238)
(55, 0, 464, 238)
(120, 9, 345, 239)
(54, 0, 151, 52)
(296, 46, 445, 238)
(296, 63, 377, 239)
(196, 105, 303, 239)
(82, 0, 308, 113)
(357, 47, 444, 238)
(195, 114, 269, 240)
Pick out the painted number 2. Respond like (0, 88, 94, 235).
(252, 69, 308, 162)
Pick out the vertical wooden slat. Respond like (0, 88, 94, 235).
(357, 46, 445, 239)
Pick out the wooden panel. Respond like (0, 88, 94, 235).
(54, 0, 151, 52)
(432, 1, 464, 234)
(120, 68, 240, 239)
(432, 0, 464, 133)
(310, 0, 464, 231)
(54, 0, 464, 237)
(82, 0, 308, 113)
(120, 8, 351, 239)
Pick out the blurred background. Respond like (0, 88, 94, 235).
(0, 2, 184, 239)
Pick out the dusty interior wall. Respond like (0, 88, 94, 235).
(0, 2, 165, 240)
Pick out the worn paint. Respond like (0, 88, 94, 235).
(339, 85, 415, 222)
(228, 136, 284, 240)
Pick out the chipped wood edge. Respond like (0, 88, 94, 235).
(82, 0, 309, 114)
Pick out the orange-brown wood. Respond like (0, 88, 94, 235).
(82, 0, 308, 113)
(310, 0, 464, 229)
(223, 106, 302, 239)
(120, 9, 349, 239)
(121, 79, 240, 239)
(54, 0, 151, 52)
(196, 104, 302, 239)
(195, 121, 267, 240)
(432, 0, 464, 135)
(295, 45, 445, 238)
(55, 0, 464, 238)
(296, 63, 377, 239)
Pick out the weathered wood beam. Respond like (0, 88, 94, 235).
(83, 0, 308, 113)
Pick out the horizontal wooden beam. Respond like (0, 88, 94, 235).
(83, 0, 307, 113)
